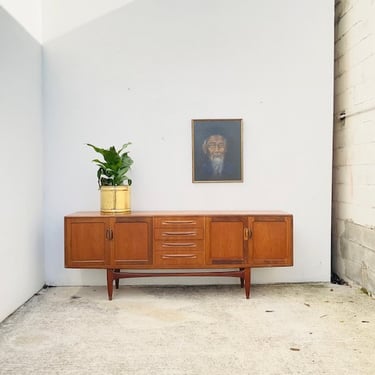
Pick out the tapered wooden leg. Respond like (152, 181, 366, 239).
(107, 269, 114, 301)
(240, 268, 244, 288)
(115, 269, 120, 289)
(244, 267, 251, 299)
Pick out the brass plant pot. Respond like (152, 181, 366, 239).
(100, 186, 131, 213)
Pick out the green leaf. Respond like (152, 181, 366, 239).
(87, 142, 133, 187)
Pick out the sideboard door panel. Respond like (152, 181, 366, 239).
(206, 216, 248, 265)
(113, 217, 153, 266)
(249, 215, 293, 267)
(65, 218, 110, 268)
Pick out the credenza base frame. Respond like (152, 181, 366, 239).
(106, 267, 251, 300)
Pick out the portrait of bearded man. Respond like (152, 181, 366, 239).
(192, 119, 242, 182)
(201, 134, 234, 179)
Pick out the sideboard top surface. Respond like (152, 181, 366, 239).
(65, 210, 292, 218)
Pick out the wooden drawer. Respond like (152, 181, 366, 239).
(154, 251, 204, 266)
(154, 216, 204, 228)
(154, 240, 204, 251)
(154, 227, 204, 240)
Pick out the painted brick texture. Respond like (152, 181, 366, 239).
(333, 0, 375, 294)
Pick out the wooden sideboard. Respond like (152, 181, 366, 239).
(64, 211, 293, 300)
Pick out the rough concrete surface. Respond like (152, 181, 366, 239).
(0, 283, 375, 375)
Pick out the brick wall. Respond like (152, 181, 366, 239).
(333, 0, 375, 294)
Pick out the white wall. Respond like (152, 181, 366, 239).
(42, 0, 135, 42)
(0, 8, 44, 322)
(43, 0, 335, 286)
(0, 0, 42, 42)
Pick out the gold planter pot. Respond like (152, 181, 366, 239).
(100, 186, 131, 213)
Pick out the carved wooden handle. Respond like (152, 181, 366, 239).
(243, 228, 252, 240)
(106, 229, 113, 240)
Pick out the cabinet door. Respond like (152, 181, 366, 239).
(206, 216, 248, 265)
(113, 217, 153, 266)
(249, 215, 293, 267)
(65, 217, 111, 268)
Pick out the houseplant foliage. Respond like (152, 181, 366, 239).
(87, 143, 133, 188)
(87, 143, 134, 213)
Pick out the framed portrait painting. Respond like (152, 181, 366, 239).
(192, 119, 243, 183)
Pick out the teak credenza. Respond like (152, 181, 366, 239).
(64, 211, 293, 300)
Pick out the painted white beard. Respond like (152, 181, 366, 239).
(210, 156, 224, 175)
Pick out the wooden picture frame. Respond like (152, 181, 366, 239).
(192, 119, 243, 183)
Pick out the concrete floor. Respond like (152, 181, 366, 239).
(0, 282, 374, 374)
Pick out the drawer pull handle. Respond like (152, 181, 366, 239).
(162, 254, 197, 259)
(162, 243, 196, 247)
(106, 229, 113, 240)
(163, 220, 195, 224)
(162, 231, 196, 236)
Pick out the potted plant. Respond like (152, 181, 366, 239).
(87, 143, 134, 213)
